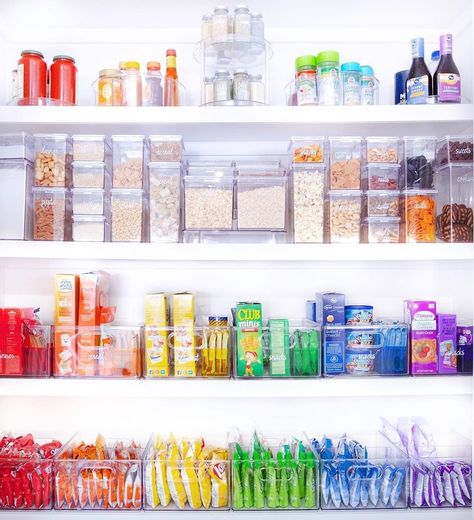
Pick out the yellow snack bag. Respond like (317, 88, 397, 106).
(181, 444, 202, 510)
(193, 438, 203, 459)
(145, 436, 161, 508)
(167, 442, 187, 508)
(208, 331, 217, 375)
(208, 453, 228, 508)
(155, 438, 171, 507)
(201, 331, 209, 375)
(220, 330, 229, 375)
(198, 451, 211, 509)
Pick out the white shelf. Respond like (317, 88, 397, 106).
(0, 105, 471, 139)
(0, 376, 470, 399)
(0, 241, 473, 263)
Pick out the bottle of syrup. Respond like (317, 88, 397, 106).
(406, 37, 432, 104)
(434, 34, 461, 103)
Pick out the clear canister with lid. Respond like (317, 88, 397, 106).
(360, 65, 376, 105)
(97, 68, 122, 106)
(143, 61, 163, 107)
(201, 14, 213, 46)
(316, 50, 340, 106)
(295, 55, 318, 106)
(234, 5, 251, 39)
(213, 70, 232, 102)
(249, 74, 265, 104)
(341, 62, 361, 106)
(250, 12, 264, 41)
(233, 69, 250, 102)
(212, 6, 229, 42)
(122, 61, 142, 106)
(202, 76, 214, 105)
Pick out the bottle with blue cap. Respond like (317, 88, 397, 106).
(341, 62, 361, 105)
(406, 37, 432, 104)
(360, 65, 376, 105)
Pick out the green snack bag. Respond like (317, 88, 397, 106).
(266, 449, 278, 508)
(297, 442, 306, 499)
(301, 331, 312, 375)
(253, 452, 265, 508)
(232, 450, 244, 509)
(236, 302, 264, 377)
(242, 452, 253, 508)
(309, 329, 320, 376)
(269, 318, 290, 376)
(293, 331, 303, 376)
(277, 451, 289, 508)
(305, 451, 316, 508)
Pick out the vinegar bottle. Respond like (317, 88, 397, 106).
(164, 49, 180, 106)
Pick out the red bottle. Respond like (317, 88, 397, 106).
(17, 50, 47, 101)
(50, 55, 77, 105)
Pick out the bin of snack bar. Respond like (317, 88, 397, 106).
(436, 135, 473, 166)
(0, 433, 63, 510)
(362, 217, 401, 243)
(110, 189, 143, 242)
(363, 164, 400, 191)
(72, 134, 109, 162)
(143, 433, 229, 510)
(111, 135, 145, 188)
(54, 434, 143, 510)
(402, 136, 436, 190)
(401, 189, 437, 243)
(149, 135, 184, 162)
(312, 431, 408, 510)
(33, 133, 68, 187)
(32, 187, 66, 241)
(328, 190, 362, 243)
(328, 137, 362, 189)
(289, 136, 325, 163)
(323, 322, 409, 376)
(0, 132, 34, 162)
(365, 136, 400, 164)
(72, 161, 106, 188)
(434, 164, 473, 243)
(230, 431, 319, 510)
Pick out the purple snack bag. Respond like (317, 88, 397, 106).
(442, 467, 455, 505)
(437, 314, 457, 374)
(422, 472, 431, 506)
(451, 471, 466, 506)
(412, 465, 425, 506)
(457, 325, 473, 374)
(454, 463, 471, 500)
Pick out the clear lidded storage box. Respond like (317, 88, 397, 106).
(72, 215, 106, 242)
(402, 136, 436, 190)
(436, 135, 473, 166)
(366, 136, 400, 164)
(362, 217, 401, 243)
(364, 164, 400, 191)
(110, 189, 143, 242)
(329, 137, 362, 189)
(149, 135, 184, 162)
(72, 161, 106, 188)
(401, 189, 437, 243)
(0, 132, 34, 161)
(72, 134, 108, 162)
(365, 190, 400, 218)
(34, 133, 68, 187)
(112, 135, 144, 188)
(328, 190, 362, 243)
(289, 136, 325, 163)
(32, 187, 66, 241)
(72, 188, 104, 215)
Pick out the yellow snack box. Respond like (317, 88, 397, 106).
(145, 293, 169, 377)
(172, 293, 196, 377)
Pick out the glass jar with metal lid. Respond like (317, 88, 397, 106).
(212, 6, 229, 42)
(97, 68, 122, 106)
(232, 69, 250, 102)
(213, 70, 232, 102)
(234, 5, 251, 39)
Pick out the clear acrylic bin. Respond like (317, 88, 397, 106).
(34, 133, 68, 187)
(323, 322, 409, 376)
(111, 189, 143, 242)
(0, 132, 34, 161)
(183, 230, 288, 244)
(54, 435, 143, 510)
(32, 187, 66, 241)
(72, 135, 108, 162)
(289, 136, 325, 163)
(362, 217, 401, 243)
(53, 326, 141, 378)
(434, 164, 473, 243)
(143, 433, 229, 510)
(366, 137, 400, 163)
(72, 161, 106, 188)
(112, 135, 144, 188)
(144, 325, 231, 378)
(436, 135, 473, 166)
(365, 190, 400, 218)
(149, 135, 184, 162)
(402, 136, 437, 190)
(364, 164, 400, 190)
(328, 190, 362, 243)
(292, 164, 325, 243)
(72, 215, 106, 242)
(234, 319, 320, 378)
(329, 137, 362, 189)
(401, 189, 437, 243)
(72, 188, 104, 215)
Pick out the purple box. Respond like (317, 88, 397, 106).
(404, 300, 438, 375)
(437, 314, 457, 374)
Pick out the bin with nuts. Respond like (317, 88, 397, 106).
(72, 161, 106, 188)
(72, 134, 108, 161)
(149, 163, 181, 242)
(328, 190, 362, 243)
(112, 135, 144, 188)
(290, 136, 325, 163)
(149, 135, 184, 162)
(436, 136, 473, 166)
(110, 189, 143, 242)
(401, 189, 437, 243)
(34, 133, 68, 187)
(292, 164, 325, 243)
(363, 217, 401, 243)
(32, 187, 66, 241)
(364, 164, 400, 190)
(366, 136, 399, 163)
(365, 190, 400, 217)
(402, 136, 436, 189)
(329, 137, 362, 189)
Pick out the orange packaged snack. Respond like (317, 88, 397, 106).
(403, 190, 436, 243)
(293, 144, 323, 163)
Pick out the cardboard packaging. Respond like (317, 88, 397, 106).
(457, 325, 473, 374)
(268, 318, 290, 376)
(316, 293, 345, 325)
(172, 292, 196, 376)
(437, 314, 457, 374)
(0, 308, 23, 375)
(317, 293, 345, 375)
(144, 293, 169, 377)
(235, 302, 263, 377)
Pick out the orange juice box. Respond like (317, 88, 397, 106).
(172, 292, 196, 377)
(54, 274, 79, 376)
(144, 293, 169, 377)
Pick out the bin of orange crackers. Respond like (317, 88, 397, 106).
(54, 434, 142, 510)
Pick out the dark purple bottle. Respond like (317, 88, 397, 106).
(406, 38, 432, 104)
(456, 325, 473, 374)
(434, 34, 461, 103)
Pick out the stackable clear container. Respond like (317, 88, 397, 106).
(434, 164, 473, 243)
(149, 163, 181, 243)
(54, 435, 143, 510)
(363, 164, 400, 190)
(72, 189, 104, 215)
(436, 135, 473, 166)
(144, 325, 231, 378)
(365, 191, 400, 217)
(110, 189, 143, 242)
(149, 135, 184, 162)
(0, 132, 34, 161)
(292, 164, 325, 243)
(72, 161, 106, 188)
(112, 135, 144, 188)
(53, 326, 141, 378)
(234, 319, 321, 378)
(401, 190, 437, 243)
(362, 217, 401, 243)
(72, 135, 108, 162)
(32, 187, 66, 241)
(34, 133, 68, 187)
(402, 136, 437, 190)
(289, 136, 325, 163)
(323, 322, 409, 376)
(329, 137, 362, 189)
(366, 137, 400, 163)
(72, 215, 106, 242)
(328, 190, 362, 243)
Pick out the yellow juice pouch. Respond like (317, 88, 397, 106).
(208, 453, 228, 508)
(144, 293, 169, 377)
(167, 441, 187, 508)
(181, 444, 202, 510)
(172, 293, 196, 377)
(198, 450, 211, 509)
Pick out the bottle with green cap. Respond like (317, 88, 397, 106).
(295, 55, 317, 106)
(341, 62, 361, 105)
(316, 50, 340, 105)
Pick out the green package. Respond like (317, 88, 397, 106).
(232, 450, 244, 509)
(293, 331, 303, 376)
(305, 451, 317, 508)
(309, 329, 320, 376)
(242, 452, 253, 508)
(277, 451, 289, 508)
(287, 454, 300, 508)
(269, 318, 290, 376)
(265, 449, 278, 508)
(297, 442, 306, 499)
(253, 452, 264, 508)
(236, 302, 263, 377)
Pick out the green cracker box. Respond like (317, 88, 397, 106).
(268, 318, 290, 376)
(236, 302, 263, 377)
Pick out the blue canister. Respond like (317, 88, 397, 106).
(345, 305, 374, 325)
(394, 70, 409, 104)
(345, 329, 382, 374)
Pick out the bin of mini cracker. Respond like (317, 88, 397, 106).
(363, 164, 400, 191)
(54, 434, 143, 510)
(329, 137, 362, 189)
(362, 217, 401, 243)
(32, 187, 66, 241)
(402, 136, 436, 190)
(112, 135, 145, 188)
(365, 136, 400, 164)
(110, 189, 143, 242)
(149, 135, 184, 162)
(34, 134, 68, 187)
(143, 433, 229, 511)
(328, 190, 362, 243)
(401, 189, 437, 243)
(289, 136, 325, 163)
(434, 164, 473, 243)
(72, 135, 109, 162)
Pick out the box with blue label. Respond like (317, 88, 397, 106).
(316, 293, 345, 325)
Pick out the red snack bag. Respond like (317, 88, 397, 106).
(40, 461, 53, 509)
(40, 440, 62, 459)
(2, 469, 14, 507)
(30, 466, 43, 509)
(19, 462, 34, 509)
(12, 468, 24, 508)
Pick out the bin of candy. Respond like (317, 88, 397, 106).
(0, 433, 62, 509)
(143, 433, 229, 510)
(323, 322, 409, 377)
(312, 431, 409, 510)
(54, 434, 142, 510)
(230, 431, 319, 510)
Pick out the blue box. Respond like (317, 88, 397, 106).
(306, 300, 317, 322)
(323, 327, 345, 374)
(316, 293, 345, 325)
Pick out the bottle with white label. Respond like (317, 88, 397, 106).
(434, 34, 461, 103)
(406, 37, 432, 105)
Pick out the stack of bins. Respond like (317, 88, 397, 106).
(32, 134, 69, 241)
(289, 136, 326, 243)
(327, 137, 363, 243)
(147, 135, 184, 243)
(111, 135, 145, 242)
(401, 136, 437, 243)
(71, 135, 109, 242)
(434, 136, 473, 243)
(362, 137, 401, 243)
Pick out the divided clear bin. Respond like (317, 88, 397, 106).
(54, 435, 143, 510)
(32, 187, 66, 241)
(328, 190, 362, 243)
(329, 137, 362, 189)
(149, 135, 184, 162)
(364, 164, 400, 190)
(401, 189, 437, 243)
(72, 215, 106, 242)
(72, 188, 104, 215)
(323, 322, 409, 376)
(402, 136, 436, 190)
(34, 133, 68, 187)
(362, 217, 401, 243)
(112, 135, 144, 188)
(436, 135, 473, 166)
(143, 433, 230, 511)
(110, 189, 143, 242)
(366, 137, 400, 163)
(72, 161, 106, 188)
(72, 135, 108, 162)
(144, 325, 231, 378)
(0, 132, 34, 161)
(289, 136, 325, 163)
(434, 164, 473, 243)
